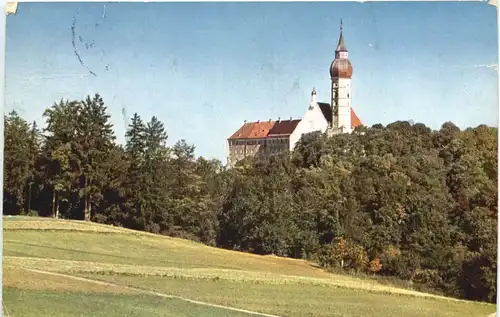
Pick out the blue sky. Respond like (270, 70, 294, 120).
(5, 2, 499, 161)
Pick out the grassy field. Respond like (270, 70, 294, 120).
(3, 216, 497, 317)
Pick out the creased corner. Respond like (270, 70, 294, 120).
(487, 0, 497, 8)
(5, 2, 18, 16)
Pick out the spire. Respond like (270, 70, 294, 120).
(330, 18, 352, 78)
(336, 19, 347, 53)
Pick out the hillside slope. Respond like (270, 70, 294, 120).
(3, 216, 496, 317)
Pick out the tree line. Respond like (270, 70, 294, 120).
(4, 94, 497, 303)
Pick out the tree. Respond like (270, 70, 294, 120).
(93, 144, 130, 226)
(137, 116, 170, 233)
(40, 99, 80, 218)
(122, 113, 147, 228)
(74, 94, 116, 221)
(4, 111, 35, 214)
(166, 140, 210, 241)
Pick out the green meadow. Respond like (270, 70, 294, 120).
(3, 217, 496, 317)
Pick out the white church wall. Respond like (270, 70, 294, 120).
(289, 102, 329, 151)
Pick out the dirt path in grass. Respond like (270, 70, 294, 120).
(26, 269, 282, 317)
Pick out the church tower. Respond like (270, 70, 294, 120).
(329, 20, 354, 134)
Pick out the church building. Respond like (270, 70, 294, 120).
(226, 22, 362, 168)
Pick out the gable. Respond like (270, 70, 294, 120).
(317, 102, 362, 128)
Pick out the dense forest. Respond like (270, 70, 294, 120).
(4, 94, 498, 303)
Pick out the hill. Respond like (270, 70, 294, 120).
(5, 103, 497, 303)
(3, 216, 496, 317)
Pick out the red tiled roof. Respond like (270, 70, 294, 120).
(228, 119, 300, 140)
(228, 105, 362, 140)
(248, 121, 275, 138)
(351, 108, 361, 128)
(268, 120, 301, 136)
(229, 122, 255, 139)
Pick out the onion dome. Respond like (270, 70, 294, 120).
(329, 19, 353, 79)
(330, 59, 353, 78)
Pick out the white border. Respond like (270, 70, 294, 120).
(0, 2, 498, 317)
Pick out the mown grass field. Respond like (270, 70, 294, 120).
(3, 216, 497, 317)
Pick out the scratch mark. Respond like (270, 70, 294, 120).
(459, 64, 499, 71)
(95, 5, 107, 28)
(290, 80, 300, 92)
(71, 15, 97, 77)
(473, 64, 498, 71)
(85, 40, 96, 50)
(122, 106, 131, 142)
(14, 74, 90, 80)
(100, 49, 107, 61)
